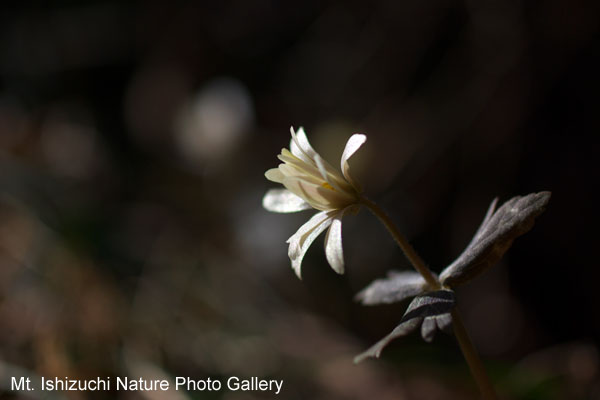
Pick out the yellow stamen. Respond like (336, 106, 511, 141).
(321, 182, 335, 190)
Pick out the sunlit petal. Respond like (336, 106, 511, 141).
(287, 211, 334, 278)
(262, 189, 312, 213)
(324, 210, 345, 274)
(278, 148, 322, 177)
(278, 164, 324, 187)
(265, 168, 285, 183)
(289, 127, 309, 162)
(341, 134, 366, 189)
(314, 154, 336, 187)
(281, 178, 328, 210)
(290, 126, 318, 161)
(282, 177, 352, 211)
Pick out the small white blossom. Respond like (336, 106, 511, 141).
(263, 127, 367, 278)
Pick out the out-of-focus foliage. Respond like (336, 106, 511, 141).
(0, 1, 599, 399)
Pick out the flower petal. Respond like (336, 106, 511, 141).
(282, 177, 354, 211)
(290, 126, 318, 163)
(314, 154, 340, 189)
(265, 168, 285, 183)
(324, 210, 345, 274)
(278, 164, 323, 186)
(341, 134, 366, 189)
(263, 189, 312, 213)
(278, 148, 322, 178)
(313, 153, 354, 194)
(281, 178, 328, 210)
(287, 211, 334, 278)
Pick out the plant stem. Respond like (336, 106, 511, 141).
(360, 196, 498, 399)
(360, 196, 439, 289)
(451, 309, 498, 400)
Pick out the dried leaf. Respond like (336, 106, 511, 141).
(355, 271, 430, 305)
(354, 290, 455, 363)
(439, 191, 551, 287)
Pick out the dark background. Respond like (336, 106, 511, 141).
(0, 1, 598, 399)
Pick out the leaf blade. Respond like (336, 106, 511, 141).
(355, 290, 455, 363)
(355, 271, 430, 305)
(440, 191, 551, 287)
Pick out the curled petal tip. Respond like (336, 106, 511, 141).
(341, 134, 367, 189)
(293, 266, 302, 280)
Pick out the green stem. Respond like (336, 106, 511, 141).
(360, 196, 498, 400)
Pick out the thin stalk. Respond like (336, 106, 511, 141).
(360, 196, 498, 400)
(451, 309, 498, 400)
(360, 196, 439, 289)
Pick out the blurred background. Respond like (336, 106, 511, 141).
(0, 1, 599, 399)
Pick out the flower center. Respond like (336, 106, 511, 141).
(321, 182, 335, 191)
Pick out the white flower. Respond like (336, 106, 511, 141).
(263, 126, 367, 278)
